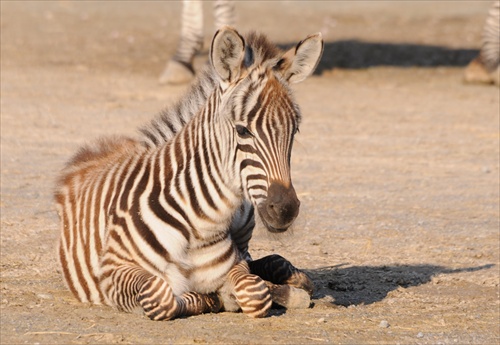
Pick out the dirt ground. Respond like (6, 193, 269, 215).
(1, 1, 499, 344)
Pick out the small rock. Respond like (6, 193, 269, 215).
(317, 317, 326, 323)
(417, 332, 424, 338)
(379, 320, 390, 328)
(309, 239, 320, 246)
(319, 295, 334, 304)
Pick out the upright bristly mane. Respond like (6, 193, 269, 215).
(139, 32, 283, 148)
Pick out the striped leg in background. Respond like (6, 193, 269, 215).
(464, 1, 499, 85)
(159, 0, 203, 84)
(159, 0, 236, 84)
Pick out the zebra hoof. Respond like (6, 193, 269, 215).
(285, 286, 312, 309)
(159, 60, 195, 85)
(464, 57, 496, 85)
(268, 284, 311, 310)
(492, 66, 500, 86)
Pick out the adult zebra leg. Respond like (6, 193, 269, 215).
(159, 0, 236, 85)
(159, 0, 203, 85)
(102, 265, 221, 321)
(248, 254, 314, 309)
(220, 261, 272, 318)
(464, 1, 499, 85)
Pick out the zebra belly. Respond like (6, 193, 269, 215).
(154, 237, 238, 296)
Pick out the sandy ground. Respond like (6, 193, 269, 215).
(1, 1, 499, 344)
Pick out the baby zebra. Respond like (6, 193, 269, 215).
(55, 27, 323, 320)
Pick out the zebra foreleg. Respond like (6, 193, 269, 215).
(219, 261, 272, 318)
(103, 265, 221, 320)
(248, 254, 314, 309)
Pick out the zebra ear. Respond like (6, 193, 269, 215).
(277, 33, 324, 83)
(210, 26, 246, 83)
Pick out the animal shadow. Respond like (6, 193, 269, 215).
(305, 263, 494, 307)
(279, 40, 477, 73)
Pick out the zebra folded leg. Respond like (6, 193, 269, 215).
(265, 282, 312, 310)
(138, 276, 222, 320)
(103, 265, 221, 321)
(249, 254, 314, 295)
(219, 261, 272, 318)
(248, 254, 314, 309)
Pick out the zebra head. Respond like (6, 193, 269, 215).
(210, 27, 323, 233)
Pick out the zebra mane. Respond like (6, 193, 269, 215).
(139, 31, 283, 148)
(244, 31, 282, 67)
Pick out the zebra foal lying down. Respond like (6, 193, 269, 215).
(55, 27, 323, 320)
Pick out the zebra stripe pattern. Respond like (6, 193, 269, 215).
(159, 0, 236, 84)
(55, 27, 323, 320)
(480, 1, 499, 73)
(464, 1, 500, 85)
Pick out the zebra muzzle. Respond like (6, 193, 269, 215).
(257, 181, 300, 233)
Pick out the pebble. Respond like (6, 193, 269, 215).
(319, 295, 335, 304)
(417, 332, 424, 338)
(379, 320, 390, 328)
(317, 317, 326, 323)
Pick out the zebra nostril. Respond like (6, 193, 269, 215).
(267, 202, 278, 217)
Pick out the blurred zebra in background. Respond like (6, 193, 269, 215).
(159, 0, 235, 84)
(464, 1, 499, 85)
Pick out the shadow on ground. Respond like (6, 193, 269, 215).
(306, 263, 494, 306)
(278, 40, 478, 73)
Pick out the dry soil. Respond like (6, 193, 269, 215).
(1, 1, 499, 344)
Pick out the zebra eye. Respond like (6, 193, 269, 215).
(235, 125, 252, 138)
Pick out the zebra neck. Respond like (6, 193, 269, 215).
(160, 88, 242, 235)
